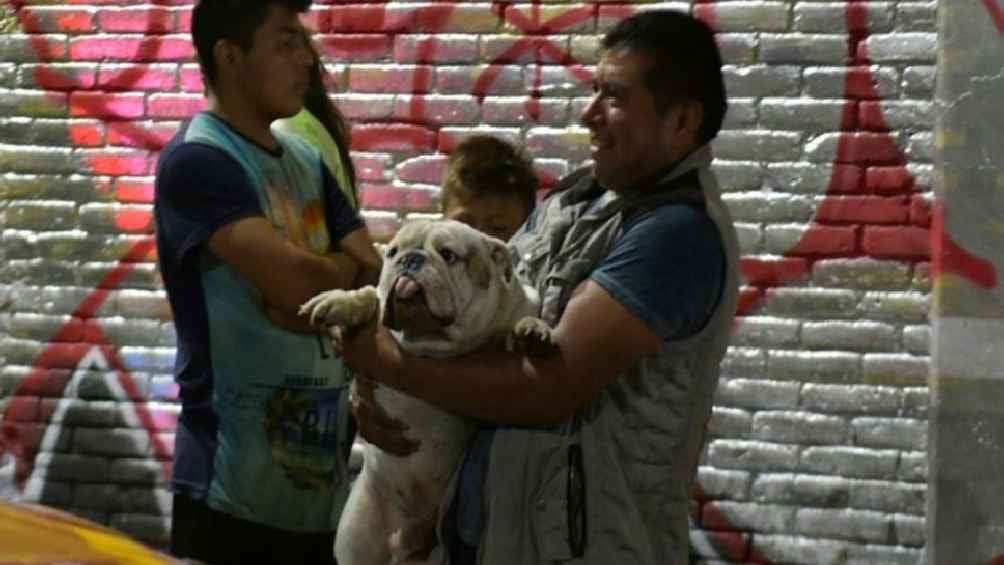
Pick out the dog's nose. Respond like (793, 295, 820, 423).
(399, 251, 425, 273)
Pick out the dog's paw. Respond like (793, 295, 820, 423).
(300, 286, 380, 328)
(508, 316, 557, 356)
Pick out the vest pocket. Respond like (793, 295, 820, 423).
(531, 444, 587, 562)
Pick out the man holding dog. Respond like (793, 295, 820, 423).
(340, 9, 739, 565)
(154, 0, 380, 562)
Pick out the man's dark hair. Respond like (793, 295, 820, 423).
(192, 0, 312, 89)
(602, 10, 727, 144)
(442, 136, 538, 215)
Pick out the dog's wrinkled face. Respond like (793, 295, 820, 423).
(378, 219, 517, 356)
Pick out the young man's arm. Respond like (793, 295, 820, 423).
(341, 279, 661, 425)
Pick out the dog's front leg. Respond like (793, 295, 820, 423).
(301, 286, 380, 330)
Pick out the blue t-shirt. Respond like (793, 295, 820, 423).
(453, 194, 725, 552)
(154, 112, 362, 532)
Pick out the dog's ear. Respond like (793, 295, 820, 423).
(470, 237, 512, 289)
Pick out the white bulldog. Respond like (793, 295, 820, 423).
(302, 219, 551, 565)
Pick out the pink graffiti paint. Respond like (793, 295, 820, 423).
(984, 0, 1004, 35)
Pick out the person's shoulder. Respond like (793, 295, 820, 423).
(158, 136, 238, 173)
(622, 201, 720, 249)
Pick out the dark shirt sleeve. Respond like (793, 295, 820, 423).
(589, 203, 725, 342)
(154, 143, 263, 265)
(320, 162, 364, 243)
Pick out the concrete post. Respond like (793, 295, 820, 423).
(929, 2, 1004, 564)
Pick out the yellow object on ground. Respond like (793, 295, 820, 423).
(0, 501, 179, 564)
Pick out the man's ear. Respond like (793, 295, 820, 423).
(212, 39, 242, 81)
(664, 100, 703, 152)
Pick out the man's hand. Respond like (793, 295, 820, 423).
(340, 320, 405, 386)
(351, 376, 419, 457)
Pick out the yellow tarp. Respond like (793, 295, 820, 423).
(0, 502, 175, 564)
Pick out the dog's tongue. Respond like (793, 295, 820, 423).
(394, 275, 422, 300)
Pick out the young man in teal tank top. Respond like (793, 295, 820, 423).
(153, 1, 382, 562)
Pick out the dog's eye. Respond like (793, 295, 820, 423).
(439, 248, 459, 264)
(386, 246, 397, 258)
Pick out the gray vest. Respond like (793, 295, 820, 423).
(440, 146, 740, 565)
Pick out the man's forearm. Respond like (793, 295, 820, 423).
(388, 350, 587, 426)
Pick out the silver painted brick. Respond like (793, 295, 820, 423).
(849, 479, 926, 515)
(761, 34, 849, 64)
(721, 98, 757, 129)
(765, 163, 841, 194)
(803, 65, 899, 99)
(720, 346, 766, 380)
(0, 34, 68, 63)
(764, 223, 811, 253)
(768, 350, 862, 383)
(812, 258, 912, 290)
(801, 321, 899, 352)
(753, 534, 851, 565)
(711, 2, 790, 32)
(852, 416, 927, 450)
(20, 477, 73, 507)
(865, 101, 933, 132)
(32, 452, 110, 482)
(716, 378, 801, 410)
(896, 1, 937, 32)
(733, 223, 763, 254)
(800, 384, 901, 415)
(750, 473, 845, 506)
(732, 316, 800, 347)
(74, 483, 124, 512)
(707, 439, 800, 472)
(764, 287, 860, 319)
(902, 65, 935, 97)
(715, 33, 759, 65)
(0, 63, 14, 87)
(707, 406, 752, 439)
(754, 410, 848, 444)
(74, 427, 150, 457)
(857, 291, 929, 323)
(845, 544, 924, 565)
(108, 458, 168, 485)
(713, 161, 764, 192)
(9, 313, 72, 341)
(905, 131, 933, 161)
(702, 501, 795, 533)
(795, 507, 892, 543)
(900, 387, 929, 418)
(569, 36, 600, 64)
(862, 353, 929, 386)
(794, 2, 894, 33)
(899, 450, 927, 481)
(760, 98, 846, 132)
(800, 446, 899, 479)
(894, 513, 926, 546)
(90, 317, 163, 347)
(864, 32, 937, 63)
(724, 192, 815, 222)
(122, 486, 172, 514)
(722, 64, 800, 97)
(696, 467, 751, 501)
(713, 130, 802, 162)
(114, 290, 171, 320)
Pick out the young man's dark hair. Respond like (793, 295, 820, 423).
(192, 0, 312, 89)
(602, 10, 727, 144)
(442, 135, 538, 216)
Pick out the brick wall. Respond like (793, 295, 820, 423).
(0, 1, 939, 562)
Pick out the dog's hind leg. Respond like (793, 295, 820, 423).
(335, 470, 393, 565)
